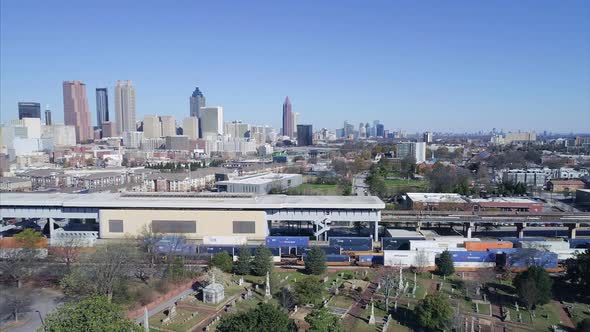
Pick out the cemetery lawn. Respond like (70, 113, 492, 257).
(148, 307, 207, 332)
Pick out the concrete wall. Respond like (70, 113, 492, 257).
(98, 209, 268, 240)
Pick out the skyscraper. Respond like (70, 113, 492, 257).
(282, 96, 294, 137)
(63, 80, 92, 143)
(160, 115, 176, 137)
(143, 115, 162, 139)
(44, 105, 52, 125)
(297, 124, 313, 146)
(200, 106, 223, 139)
(182, 117, 199, 140)
(190, 87, 206, 117)
(96, 88, 109, 127)
(114, 80, 136, 134)
(18, 102, 41, 119)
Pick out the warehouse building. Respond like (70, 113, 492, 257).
(216, 172, 302, 194)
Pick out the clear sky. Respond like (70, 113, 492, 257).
(1, 0, 589, 133)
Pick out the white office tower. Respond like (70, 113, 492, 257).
(259, 143, 274, 157)
(182, 117, 199, 140)
(47, 124, 76, 147)
(143, 115, 162, 139)
(397, 142, 426, 163)
(293, 112, 300, 135)
(200, 106, 223, 139)
(123, 131, 143, 148)
(224, 121, 249, 139)
(159, 115, 176, 137)
(114, 80, 136, 134)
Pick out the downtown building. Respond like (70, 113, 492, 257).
(114, 80, 136, 134)
(63, 80, 93, 143)
(200, 106, 223, 139)
(18, 102, 41, 119)
(281, 96, 294, 138)
(96, 88, 109, 136)
(297, 124, 313, 146)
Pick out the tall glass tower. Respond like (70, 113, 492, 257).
(96, 88, 109, 126)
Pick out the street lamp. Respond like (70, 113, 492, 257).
(35, 310, 46, 332)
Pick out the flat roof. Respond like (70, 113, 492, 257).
(0, 192, 385, 210)
(470, 197, 540, 204)
(217, 173, 300, 185)
(406, 192, 467, 204)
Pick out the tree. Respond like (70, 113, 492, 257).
(0, 288, 32, 322)
(436, 250, 455, 277)
(413, 250, 430, 273)
(43, 296, 141, 332)
(294, 276, 323, 306)
(234, 246, 252, 275)
(565, 249, 590, 295)
(210, 251, 233, 273)
(0, 229, 44, 288)
(50, 237, 83, 273)
(305, 307, 344, 332)
(217, 303, 295, 332)
(166, 256, 187, 282)
(251, 246, 273, 276)
(513, 266, 553, 310)
(415, 293, 453, 331)
(304, 247, 327, 275)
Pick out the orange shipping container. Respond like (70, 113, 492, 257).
(464, 241, 513, 251)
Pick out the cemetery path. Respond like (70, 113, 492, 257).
(135, 288, 196, 325)
(343, 280, 376, 324)
(552, 300, 575, 330)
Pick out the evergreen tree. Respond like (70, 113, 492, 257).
(251, 246, 273, 276)
(217, 303, 295, 332)
(210, 251, 233, 273)
(565, 249, 590, 296)
(234, 246, 252, 275)
(436, 250, 455, 276)
(513, 266, 553, 309)
(304, 247, 327, 275)
(294, 276, 323, 305)
(415, 293, 453, 331)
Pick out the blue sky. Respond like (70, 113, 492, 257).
(1, 0, 589, 133)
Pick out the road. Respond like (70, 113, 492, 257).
(353, 172, 369, 196)
(2, 287, 64, 332)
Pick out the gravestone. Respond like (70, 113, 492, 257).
(515, 301, 519, 312)
(368, 303, 376, 325)
(169, 304, 177, 319)
(238, 277, 243, 286)
(294, 305, 298, 313)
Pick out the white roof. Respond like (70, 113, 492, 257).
(217, 173, 300, 185)
(406, 193, 467, 204)
(470, 197, 539, 204)
(0, 192, 385, 210)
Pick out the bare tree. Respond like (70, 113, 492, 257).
(89, 243, 133, 302)
(50, 237, 83, 271)
(376, 268, 397, 310)
(413, 249, 430, 273)
(0, 249, 37, 288)
(0, 288, 33, 321)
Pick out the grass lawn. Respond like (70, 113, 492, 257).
(384, 179, 428, 192)
(296, 183, 342, 195)
(329, 294, 355, 309)
(149, 307, 207, 332)
(567, 302, 590, 326)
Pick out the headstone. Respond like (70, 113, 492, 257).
(515, 302, 519, 312)
(246, 288, 253, 299)
(238, 277, 243, 286)
(169, 304, 177, 319)
(143, 307, 149, 332)
(265, 272, 272, 300)
(162, 317, 171, 325)
(368, 303, 376, 325)
(483, 293, 487, 303)
(294, 305, 298, 313)
(476, 287, 480, 296)
(475, 302, 479, 313)
(322, 276, 329, 283)
(394, 300, 398, 312)
(489, 304, 493, 317)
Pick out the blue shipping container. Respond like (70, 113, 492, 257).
(199, 246, 234, 256)
(569, 239, 590, 249)
(329, 237, 373, 251)
(325, 254, 351, 263)
(448, 251, 496, 263)
(266, 236, 309, 247)
(298, 246, 342, 255)
(506, 249, 558, 268)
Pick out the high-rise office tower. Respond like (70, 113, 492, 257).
(190, 87, 206, 138)
(182, 117, 199, 140)
(63, 80, 92, 143)
(200, 106, 223, 139)
(297, 124, 313, 146)
(160, 115, 176, 137)
(18, 102, 41, 119)
(423, 131, 433, 143)
(282, 96, 293, 137)
(190, 87, 206, 117)
(96, 88, 109, 127)
(143, 115, 162, 139)
(114, 80, 136, 134)
(376, 123, 384, 138)
(44, 105, 52, 125)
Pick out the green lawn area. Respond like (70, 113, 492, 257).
(149, 307, 207, 332)
(384, 179, 428, 193)
(295, 183, 343, 195)
(329, 294, 355, 309)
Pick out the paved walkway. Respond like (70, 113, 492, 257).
(134, 288, 196, 325)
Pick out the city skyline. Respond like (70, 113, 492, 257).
(1, 1, 589, 133)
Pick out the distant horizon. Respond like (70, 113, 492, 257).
(1, 1, 589, 133)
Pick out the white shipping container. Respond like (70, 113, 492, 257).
(203, 236, 247, 245)
(517, 241, 570, 251)
(553, 249, 585, 261)
(453, 262, 495, 268)
(410, 240, 467, 250)
(384, 250, 436, 267)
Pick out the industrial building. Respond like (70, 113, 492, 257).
(216, 173, 302, 194)
(0, 192, 385, 242)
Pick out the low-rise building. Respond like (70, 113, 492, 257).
(0, 177, 32, 192)
(470, 197, 543, 213)
(546, 179, 585, 193)
(404, 193, 470, 211)
(217, 173, 303, 194)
